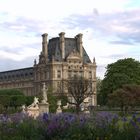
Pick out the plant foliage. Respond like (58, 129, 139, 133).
(100, 58, 140, 105)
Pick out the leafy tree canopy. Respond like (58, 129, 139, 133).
(100, 58, 140, 105)
(108, 84, 140, 113)
(96, 77, 102, 104)
(0, 89, 24, 96)
(0, 89, 25, 110)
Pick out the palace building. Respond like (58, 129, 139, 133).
(0, 32, 97, 106)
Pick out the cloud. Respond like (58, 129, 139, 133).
(62, 8, 140, 45)
(0, 15, 43, 35)
(0, 0, 131, 19)
(0, 45, 39, 61)
(110, 40, 134, 45)
(0, 56, 35, 72)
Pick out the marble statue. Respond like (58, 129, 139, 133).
(27, 97, 39, 119)
(56, 100, 62, 113)
(27, 97, 39, 109)
(21, 104, 26, 112)
(63, 103, 69, 109)
(42, 83, 48, 103)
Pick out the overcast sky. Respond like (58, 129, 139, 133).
(0, 0, 140, 78)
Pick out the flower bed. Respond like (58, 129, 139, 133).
(0, 112, 140, 140)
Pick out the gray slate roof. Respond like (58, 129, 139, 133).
(0, 67, 33, 82)
(48, 37, 91, 63)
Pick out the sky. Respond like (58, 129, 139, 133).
(0, 0, 140, 78)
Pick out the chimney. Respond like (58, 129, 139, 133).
(76, 33, 83, 57)
(59, 32, 65, 59)
(42, 33, 48, 60)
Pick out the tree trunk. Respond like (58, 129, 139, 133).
(76, 104, 80, 114)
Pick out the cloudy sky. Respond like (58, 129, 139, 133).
(0, 0, 140, 78)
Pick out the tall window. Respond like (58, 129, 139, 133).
(79, 71, 83, 77)
(73, 71, 77, 77)
(68, 71, 72, 78)
(57, 70, 61, 78)
(89, 71, 92, 79)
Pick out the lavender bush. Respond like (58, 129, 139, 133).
(0, 112, 140, 140)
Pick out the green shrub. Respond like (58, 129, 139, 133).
(0, 89, 24, 96)
(25, 96, 34, 106)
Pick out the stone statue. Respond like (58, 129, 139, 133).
(34, 97, 39, 106)
(21, 104, 26, 113)
(42, 83, 48, 103)
(27, 97, 39, 109)
(56, 100, 62, 113)
(83, 97, 90, 114)
(27, 97, 39, 119)
(63, 103, 69, 109)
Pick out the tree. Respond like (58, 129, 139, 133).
(0, 95, 10, 110)
(108, 88, 129, 113)
(66, 76, 93, 113)
(0, 89, 24, 96)
(25, 96, 34, 106)
(10, 95, 26, 110)
(100, 58, 140, 105)
(0, 89, 25, 111)
(108, 84, 140, 113)
(122, 84, 140, 108)
(96, 77, 102, 105)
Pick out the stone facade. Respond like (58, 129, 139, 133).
(0, 32, 97, 106)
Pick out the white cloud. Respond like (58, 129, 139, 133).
(0, 46, 39, 61)
(0, 34, 40, 48)
(0, 0, 132, 20)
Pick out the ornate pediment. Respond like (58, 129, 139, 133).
(67, 49, 81, 60)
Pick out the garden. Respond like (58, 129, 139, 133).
(0, 111, 140, 140)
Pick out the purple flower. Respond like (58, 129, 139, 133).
(130, 119, 137, 128)
(136, 117, 140, 123)
(43, 113, 49, 122)
(122, 116, 127, 122)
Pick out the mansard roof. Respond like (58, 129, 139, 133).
(0, 67, 33, 82)
(48, 37, 91, 63)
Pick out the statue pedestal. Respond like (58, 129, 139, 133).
(56, 100, 62, 114)
(39, 102, 49, 114)
(83, 98, 90, 114)
(27, 107, 39, 119)
(56, 107, 62, 114)
(84, 109, 90, 114)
